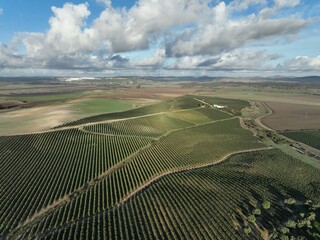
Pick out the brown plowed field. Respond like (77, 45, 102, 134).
(261, 101, 320, 130)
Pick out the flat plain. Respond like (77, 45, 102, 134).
(261, 101, 320, 130)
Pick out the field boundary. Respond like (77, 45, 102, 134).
(255, 102, 275, 131)
(2, 107, 201, 137)
(118, 147, 273, 206)
(78, 126, 158, 139)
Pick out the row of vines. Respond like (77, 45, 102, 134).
(0, 96, 231, 237)
(32, 149, 320, 240)
(14, 118, 264, 239)
(0, 129, 152, 236)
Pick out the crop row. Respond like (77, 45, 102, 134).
(83, 114, 193, 138)
(281, 130, 320, 150)
(35, 149, 320, 240)
(0, 99, 234, 237)
(56, 96, 200, 128)
(0, 129, 151, 236)
(18, 118, 264, 238)
(166, 108, 231, 124)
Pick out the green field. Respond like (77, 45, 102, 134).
(281, 130, 320, 150)
(0, 98, 139, 136)
(11, 92, 87, 102)
(83, 108, 231, 137)
(23, 149, 320, 240)
(71, 98, 135, 115)
(1, 95, 320, 239)
(167, 107, 231, 124)
(83, 114, 194, 138)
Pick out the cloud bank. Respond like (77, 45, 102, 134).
(0, 0, 319, 75)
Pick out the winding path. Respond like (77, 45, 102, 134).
(118, 147, 272, 206)
(254, 101, 275, 131)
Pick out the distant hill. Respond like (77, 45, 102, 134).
(271, 76, 320, 84)
(0, 76, 319, 84)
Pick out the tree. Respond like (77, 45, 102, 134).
(253, 209, 261, 215)
(248, 215, 256, 223)
(284, 198, 296, 205)
(262, 200, 271, 210)
(285, 220, 296, 229)
(244, 227, 251, 234)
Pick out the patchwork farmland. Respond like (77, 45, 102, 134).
(1, 95, 320, 240)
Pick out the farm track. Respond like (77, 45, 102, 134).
(8, 115, 236, 239)
(118, 147, 273, 206)
(255, 102, 275, 131)
(242, 100, 320, 168)
(24, 147, 272, 240)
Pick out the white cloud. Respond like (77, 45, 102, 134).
(171, 50, 283, 70)
(23, 3, 95, 59)
(204, 50, 282, 70)
(171, 56, 205, 69)
(0, 0, 314, 74)
(280, 55, 320, 71)
(96, 0, 111, 8)
(14, 0, 212, 66)
(274, 0, 300, 10)
(165, 14, 309, 57)
(92, 0, 212, 53)
(134, 49, 166, 68)
(230, 0, 267, 11)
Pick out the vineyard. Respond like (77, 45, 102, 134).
(0, 130, 152, 237)
(82, 108, 231, 138)
(281, 130, 320, 150)
(1, 95, 319, 239)
(37, 149, 320, 240)
(55, 96, 198, 128)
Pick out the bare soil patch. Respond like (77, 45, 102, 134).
(105, 87, 195, 100)
(261, 101, 320, 130)
(0, 106, 75, 135)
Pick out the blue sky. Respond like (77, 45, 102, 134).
(0, 0, 319, 77)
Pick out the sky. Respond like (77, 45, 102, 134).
(0, 0, 319, 77)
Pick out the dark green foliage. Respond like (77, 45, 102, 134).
(248, 215, 256, 223)
(0, 96, 259, 239)
(22, 149, 320, 240)
(282, 130, 320, 150)
(0, 130, 152, 236)
(83, 114, 194, 137)
(3, 95, 319, 240)
(17, 118, 262, 238)
(197, 96, 250, 116)
(262, 201, 271, 210)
